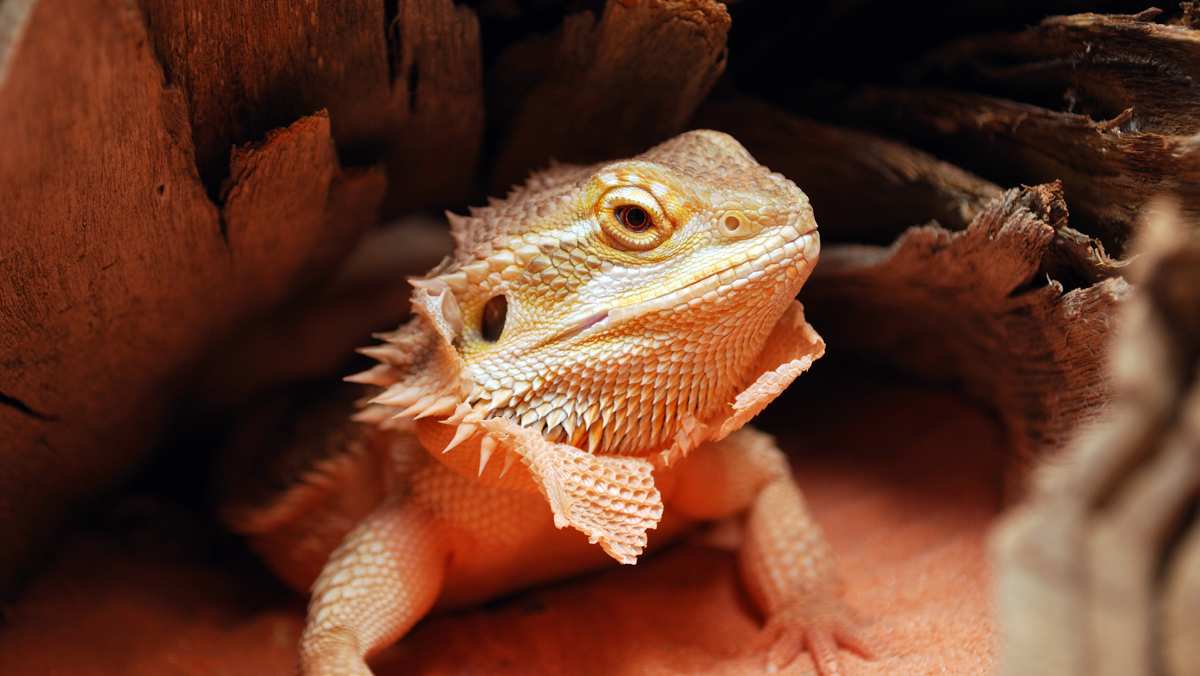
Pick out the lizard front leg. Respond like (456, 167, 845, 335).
(668, 428, 875, 675)
(300, 497, 448, 676)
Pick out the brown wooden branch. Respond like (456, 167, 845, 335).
(488, 0, 729, 190)
(913, 12, 1200, 136)
(847, 87, 1200, 256)
(844, 12, 1200, 255)
(141, 0, 483, 214)
(0, 0, 383, 588)
(991, 200, 1200, 676)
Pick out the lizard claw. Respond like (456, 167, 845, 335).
(758, 595, 876, 675)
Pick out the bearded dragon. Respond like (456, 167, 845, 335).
(221, 130, 873, 675)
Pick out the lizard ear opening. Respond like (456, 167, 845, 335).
(481, 295, 507, 342)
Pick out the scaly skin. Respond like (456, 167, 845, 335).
(223, 131, 873, 675)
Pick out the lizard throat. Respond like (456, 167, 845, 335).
(555, 229, 817, 343)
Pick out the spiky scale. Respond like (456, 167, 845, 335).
(344, 364, 394, 386)
(398, 394, 440, 419)
(443, 423, 478, 453)
(443, 402, 473, 425)
(588, 424, 604, 453)
(478, 436, 497, 476)
(545, 408, 566, 431)
(489, 388, 513, 410)
(498, 449, 517, 478)
(414, 396, 459, 420)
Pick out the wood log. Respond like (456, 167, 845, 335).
(805, 184, 1129, 473)
(0, 0, 384, 587)
(141, 0, 483, 214)
(382, 0, 484, 213)
(991, 200, 1200, 676)
(488, 0, 729, 190)
(843, 11, 1200, 254)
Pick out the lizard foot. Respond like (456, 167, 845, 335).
(758, 595, 876, 675)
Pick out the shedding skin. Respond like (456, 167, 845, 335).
(223, 130, 873, 675)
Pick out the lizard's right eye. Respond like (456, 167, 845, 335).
(598, 186, 672, 252)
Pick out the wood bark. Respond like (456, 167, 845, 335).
(140, 0, 483, 215)
(843, 11, 1200, 255)
(488, 0, 729, 190)
(805, 184, 1128, 474)
(0, 0, 384, 586)
(991, 201, 1200, 676)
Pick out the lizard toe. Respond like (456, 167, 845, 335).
(759, 595, 877, 675)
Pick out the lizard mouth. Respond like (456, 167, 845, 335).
(560, 226, 818, 341)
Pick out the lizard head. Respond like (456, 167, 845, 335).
(357, 130, 819, 460)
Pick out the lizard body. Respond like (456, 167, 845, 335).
(222, 131, 871, 675)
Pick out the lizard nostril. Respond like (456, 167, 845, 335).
(481, 295, 507, 342)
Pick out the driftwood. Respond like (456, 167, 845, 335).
(805, 184, 1128, 478)
(140, 0, 482, 213)
(992, 201, 1200, 676)
(844, 11, 1200, 254)
(488, 0, 729, 190)
(0, 0, 387, 586)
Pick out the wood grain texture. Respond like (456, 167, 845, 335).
(915, 11, 1200, 136)
(845, 12, 1200, 255)
(138, 0, 392, 191)
(383, 0, 484, 213)
(991, 200, 1200, 676)
(140, 0, 483, 214)
(0, 0, 384, 588)
(489, 0, 729, 190)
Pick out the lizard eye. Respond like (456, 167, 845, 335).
(614, 205, 652, 232)
(598, 186, 672, 251)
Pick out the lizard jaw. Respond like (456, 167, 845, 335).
(559, 228, 818, 342)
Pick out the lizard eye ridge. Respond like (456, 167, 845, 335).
(597, 186, 671, 252)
